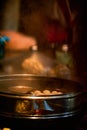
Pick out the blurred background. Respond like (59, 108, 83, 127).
(0, 0, 86, 81)
(0, 0, 84, 48)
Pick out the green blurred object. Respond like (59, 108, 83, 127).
(56, 50, 74, 68)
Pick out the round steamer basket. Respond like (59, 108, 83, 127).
(0, 74, 84, 129)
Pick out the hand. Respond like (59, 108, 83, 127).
(0, 30, 37, 50)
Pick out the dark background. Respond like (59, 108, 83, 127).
(0, 0, 87, 77)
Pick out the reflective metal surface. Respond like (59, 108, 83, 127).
(0, 74, 83, 119)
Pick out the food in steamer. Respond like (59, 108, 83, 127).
(14, 89, 63, 114)
(8, 85, 63, 95)
(31, 89, 63, 96)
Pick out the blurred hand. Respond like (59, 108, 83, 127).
(0, 30, 37, 50)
